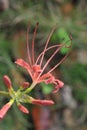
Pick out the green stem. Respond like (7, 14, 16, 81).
(23, 82, 36, 94)
(0, 91, 10, 96)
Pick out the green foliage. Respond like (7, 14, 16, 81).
(51, 27, 71, 54)
(62, 63, 87, 102)
(41, 82, 54, 94)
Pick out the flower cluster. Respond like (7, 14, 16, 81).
(0, 23, 71, 120)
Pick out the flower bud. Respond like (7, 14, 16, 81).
(22, 82, 29, 89)
(3, 75, 12, 89)
(32, 99, 54, 105)
(18, 104, 29, 114)
(0, 100, 13, 120)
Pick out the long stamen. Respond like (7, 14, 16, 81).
(37, 38, 72, 80)
(48, 52, 69, 73)
(41, 38, 72, 75)
(26, 25, 32, 65)
(37, 45, 63, 80)
(40, 25, 57, 67)
(35, 44, 62, 64)
(36, 35, 71, 65)
(32, 22, 39, 64)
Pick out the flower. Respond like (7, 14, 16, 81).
(0, 23, 71, 120)
(15, 23, 70, 93)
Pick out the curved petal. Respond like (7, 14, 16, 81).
(53, 79, 64, 93)
(15, 59, 32, 78)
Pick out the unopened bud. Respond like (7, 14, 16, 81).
(32, 99, 54, 105)
(0, 100, 13, 120)
(3, 75, 12, 89)
(22, 82, 29, 89)
(18, 104, 29, 114)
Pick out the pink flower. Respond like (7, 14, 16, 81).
(15, 23, 70, 93)
(0, 100, 13, 120)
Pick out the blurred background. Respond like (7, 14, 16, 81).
(0, 0, 87, 130)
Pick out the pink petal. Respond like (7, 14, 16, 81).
(15, 59, 32, 77)
(45, 75, 55, 84)
(32, 65, 41, 72)
(53, 80, 64, 93)
(56, 80, 64, 88)
(15, 59, 30, 69)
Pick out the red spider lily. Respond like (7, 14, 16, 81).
(15, 23, 71, 93)
(0, 23, 71, 120)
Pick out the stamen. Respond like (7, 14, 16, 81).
(37, 45, 62, 80)
(40, 25, 57, 67)
(32, 22, 39, 64)
(48, 52, 69, 73)
(48, 38, 72, 73)
(37, 38, 72, 80)
(35, 44, 62, 64)
(26, 25, 32, 66)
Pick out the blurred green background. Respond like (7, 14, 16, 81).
(0, 0, 87, 130)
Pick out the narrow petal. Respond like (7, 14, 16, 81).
(15, 59, 32, 78)
(53, 80, 64, 93)
(18, 104, 29, 114)
(32, 65, 41, 72)
(57, 80, 64, 88)
(15, 59, 30, 69)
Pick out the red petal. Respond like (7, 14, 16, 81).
(15, 59, 30, 69)
(56, 80, 64, 88)
(15, 59, 32, 77)
(32, 65, 41, 72)
(53, 80, 64, 93)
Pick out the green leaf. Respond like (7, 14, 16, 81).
(41, 82, 54, 94)
(51, 28, 71, 54)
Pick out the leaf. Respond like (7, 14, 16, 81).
(51, 27, 71, 54)
(41, 82, 54, 94)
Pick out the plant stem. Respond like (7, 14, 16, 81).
(0, 91, 10, 96)
(23, 82, 36, 94)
